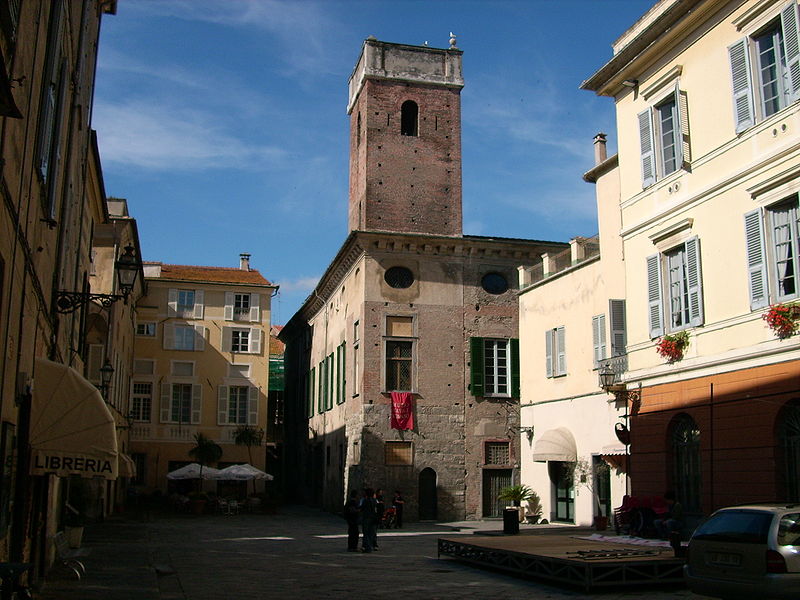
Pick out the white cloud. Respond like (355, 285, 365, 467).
(274, 276, 320, 294)
(94, 100, 288, 171)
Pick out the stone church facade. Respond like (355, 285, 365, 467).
(281, 38, 566, 520)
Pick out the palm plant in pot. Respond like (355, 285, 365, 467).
(498, 484, 535, 523)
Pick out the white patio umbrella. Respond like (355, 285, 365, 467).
(213, 464, 273, 481)
(166, 463, 221, 480)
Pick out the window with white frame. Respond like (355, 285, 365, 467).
(545, 327, 566, 377)
(136, 322, 156, 337)
(745, 195, 800, 308)
(228, 386, 249, 424)
(168, 288, 203, 319)
(729, 3, 800, 133)
(174, 325, 196, 351)
(647, 237, 704, 338)
(234, 294, 250, 320)
(169, 383, 192, 423)
(638, 84, 688, 187)
(164, 323, 204, 351)
(224, 292, 259, 322)
(217, 384, 257, 425)
(131, 382, 152, 422)
(222, 326, 261, 354)
(470, 337, 520, 397)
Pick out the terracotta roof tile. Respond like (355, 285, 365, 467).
(145, 262, 273, 286)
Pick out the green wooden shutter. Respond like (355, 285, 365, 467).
(782, 0, 800, 101)
(509, 338, 520, 398)
(685, 237, 704, 327)
(728, 37, 755, 133)
(744, 209, 769, 309)
(638, 108, 656, 187)
(647, 254, 664, 338)
(470, 337, 484, 397)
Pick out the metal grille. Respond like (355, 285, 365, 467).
(482, 469, 511, 517)
(485, 442, 510, 465)
(386, 340, 412, 391)
(384, 266, 414, 289)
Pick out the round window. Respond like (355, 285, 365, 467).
(481, 272, 508, 294)
(384, 266, 415, 289)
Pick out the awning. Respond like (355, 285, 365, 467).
(532, 427, 577, 462)
(600, 443, 627, 456)
(118, 453, 137, 478)
(30, 358, 118, 480)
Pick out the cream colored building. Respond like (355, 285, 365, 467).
(519, 135, 628, 527)
(131, 256, 277, 493)
(572, 0, 800, 518)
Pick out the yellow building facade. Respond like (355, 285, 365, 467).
(131, 257, 277, 495)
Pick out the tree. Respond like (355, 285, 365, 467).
(188, 433, 222, 480)
(233, 425, 264, 466)
(233, 426, 264, 494)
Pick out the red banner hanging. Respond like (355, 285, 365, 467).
(390, 392, 414, 430)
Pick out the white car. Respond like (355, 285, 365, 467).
(684, 504, 800, 599)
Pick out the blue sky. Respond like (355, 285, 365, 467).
(94, 0, 653, 325)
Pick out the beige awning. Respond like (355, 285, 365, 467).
(532, 427, 577, 462)
(30, 358, 118, 480)
(118, 453, 136, 478)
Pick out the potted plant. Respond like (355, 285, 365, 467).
(524, 491, 543, 524)
(498, 484, 535, 523)
(763, 302, 800, 339)
(655, 330, 690, 363)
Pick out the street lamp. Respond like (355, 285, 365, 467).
(56, 245, 140, 313)
(598, 363, 617, 392)
(99, 360, 114, 400)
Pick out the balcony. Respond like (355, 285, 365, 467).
(519, 236, 600, 288)
(598, 354, 628, 389)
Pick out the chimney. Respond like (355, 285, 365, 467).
(593, 132, 607, 166)
(239, 253, 251, 271)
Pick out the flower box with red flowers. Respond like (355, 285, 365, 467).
(655, 330, 690, 363)
(763, 302, 800, 339)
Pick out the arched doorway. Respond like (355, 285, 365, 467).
(670, 413, 701, 512)
(779, 400, 800, 502)
(418, 467, 437, 520)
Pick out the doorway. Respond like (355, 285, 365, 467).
(418, 467, 437, 520)
(482, 469, 512, 517)
(548, 461, 574, 522)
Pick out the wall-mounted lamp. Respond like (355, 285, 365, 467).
(99, 360, 114, 400)
(599, 363, 640, 405)
(56, 245, 140, 313)
(621, 79, 638, 88)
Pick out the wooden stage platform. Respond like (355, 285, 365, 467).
(437, 532, 686, 592)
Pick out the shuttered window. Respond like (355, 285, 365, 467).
(470, 338, 520, 397)
(745, 197, 800, 309)
(592, 314, 607, 367)
(609, 299, 627, 357)
(545, 328, 566, 378)
(646, 237, 704, 338)
(638, 83, 688, 187)
(728, 3, 800, 133)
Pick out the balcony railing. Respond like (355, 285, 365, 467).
(598, 354, 628, 388)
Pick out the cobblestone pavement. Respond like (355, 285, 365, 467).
(38, 506, 716, 600)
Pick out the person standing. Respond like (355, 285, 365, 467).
(359, 488, 378, 553)
(375, 489, 385, 528)
(392, 490, 405, 528)
(344, 490, 360, 552)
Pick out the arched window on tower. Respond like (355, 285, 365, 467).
(401, 100, 418, 136)
(670, 413, 701, 512)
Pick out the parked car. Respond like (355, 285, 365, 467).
(684, 504, 800, 599)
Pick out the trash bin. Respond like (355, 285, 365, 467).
(503, 508, 519, 534)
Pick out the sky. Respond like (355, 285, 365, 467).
(94, 0, 654, 325)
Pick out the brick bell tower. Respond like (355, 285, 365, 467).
(347, 36, 464, 236)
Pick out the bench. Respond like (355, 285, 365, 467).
(52, 532, 90, 580)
